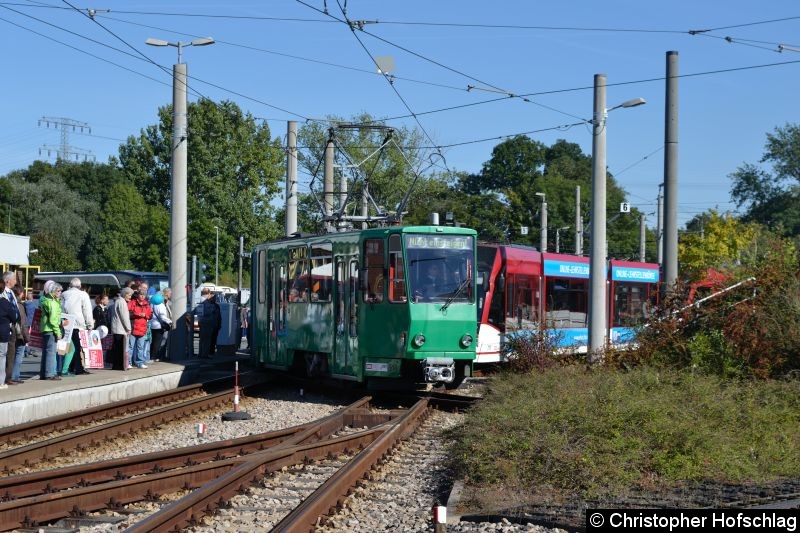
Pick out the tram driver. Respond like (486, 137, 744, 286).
(417, 262, 446, 299)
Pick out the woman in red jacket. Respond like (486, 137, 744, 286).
(127, 289, 152, 368)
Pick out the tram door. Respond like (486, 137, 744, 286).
(332, 257, 358, 376)
(268, 261, 285, 365)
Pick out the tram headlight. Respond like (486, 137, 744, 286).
(460, 333, 474, 348)
(412, 333, 426, 348)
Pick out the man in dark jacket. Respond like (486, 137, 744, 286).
(195, 288, 221, 359)
(0, 291, 16, 389)
(9, 286, 29, 383)
(1, 272, 20, 385)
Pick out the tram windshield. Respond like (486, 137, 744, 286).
(405, 234, 474, 303)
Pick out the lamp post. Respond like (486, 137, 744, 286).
(147, 35, 214, 360)
(588, 72, 646, 360)
(535, 192, 547, 252)
(214, 225, 219, 285)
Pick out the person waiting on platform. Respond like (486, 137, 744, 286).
(194, 288, 221, 359)
(127, 288, 152, 369)
(61, 278, 94, 376)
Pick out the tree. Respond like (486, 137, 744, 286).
(117, 98, 285, 275)
(4, 160, 131, 267)
(83, 182, 170, 271)
(678, 210, 758, 279)
(465, 136, 645, 255)
(6, 174, 94, 270)
(730, 123, 800, 237)
(295, 113, 441, 230)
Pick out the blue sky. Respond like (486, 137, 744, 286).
(1, 1, 798, 228)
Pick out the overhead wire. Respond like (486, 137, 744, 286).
(96, 13, 469, 93)
(5, 2, 314, 121)
(298, 0, 455, 179)
(9, 3, 799, 35)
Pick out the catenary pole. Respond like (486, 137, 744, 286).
(575, 186, 582, 255)
(540, 201, 548, 252)
(663, 51, 679, 291)
(324, 138, 334, 232)
(285, 121, 298, 237)
(169, 60, 188, 360)
(588, 73, 608, 359)
(640, 214, 646, 262)
(657, 183, 664, 266)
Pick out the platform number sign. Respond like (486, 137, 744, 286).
(520, 226, 529, 235)
(620, 202, 631, 213)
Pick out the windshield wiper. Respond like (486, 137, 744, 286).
(441, 278, 471, 311)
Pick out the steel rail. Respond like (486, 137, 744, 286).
(0, 384, 205, 445)
(0, 388, 235, 472)
(120, 399, 400, 532)
(0, 397, 377, 501)
(123, 416, 399, 532)
(0, 397, 384, 531)
(272, 399, 430, 532)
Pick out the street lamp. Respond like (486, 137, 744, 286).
(588, 72, 646, 360)
(535, 192, 547, 252)
(214, 225, 219, 286)
(555, 226, 570, 254)
(145, 37, 215, 64)
(147, 35, 214, 361)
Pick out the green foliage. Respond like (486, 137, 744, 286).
(83, 182, 169, 271)
(451, 367, 800, 497)
(730, 123, 800, 237)
(639, 233, 800, 379)
(5, 173, 94, 270)
(678, 210, 759, 281)
(295, 113, 436, 230)
(463, 136, 650, 257)
(118, 98, 284, 274)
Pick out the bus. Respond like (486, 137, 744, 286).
(33, 271, 169, 299)
(251, 226, 477, 388)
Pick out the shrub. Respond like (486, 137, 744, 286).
(637, 236, 800, 379)
(504, 329, 573, 373)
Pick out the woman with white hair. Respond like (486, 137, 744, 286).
(39, 280, 64, 380)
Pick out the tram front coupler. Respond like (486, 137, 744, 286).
(422, 357, 455, 383)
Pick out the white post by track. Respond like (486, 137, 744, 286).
(222, 360, 252, 421)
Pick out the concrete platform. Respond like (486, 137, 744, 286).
(0, 344, 252, 429)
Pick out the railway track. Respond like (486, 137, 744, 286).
(0, 383, 206, 447)
(0, 396, 430, 531)
(0, 382, 250, 473)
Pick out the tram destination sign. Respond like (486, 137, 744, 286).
(544, 259, 590, 278)
(406, 235, 472, 250)
(611, 265, 659, 282)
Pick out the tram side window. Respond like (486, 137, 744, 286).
(388, 234, 407, 303)
(310, 243, 332, 302)
(349, 261, 359, 337)
(257, 250, 266, 304)
(288, 247, 309, 303)
(363, 239, 385, 303)
(613, 283, 649, 327)
(278, 263, 287, 331)
(545, 277, 588, 327)
(336, 260, 345, 332)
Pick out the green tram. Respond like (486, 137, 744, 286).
(250, 225, 477, 388)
